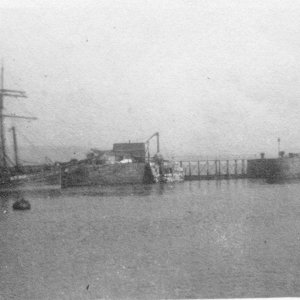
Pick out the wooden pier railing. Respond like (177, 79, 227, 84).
(179, 159, 247, 180)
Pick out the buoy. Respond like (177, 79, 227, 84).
(12, 198, 31, 210)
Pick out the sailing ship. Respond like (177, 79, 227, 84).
(0, 65, 61, 189)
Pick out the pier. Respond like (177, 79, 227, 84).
(179, 159, 247, 180)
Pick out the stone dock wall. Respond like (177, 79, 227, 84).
(62, 163, 148, 187)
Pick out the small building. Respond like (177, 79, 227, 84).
(113, 143, 146, 163)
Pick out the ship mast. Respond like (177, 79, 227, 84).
(11, 126, 19, 169)
(0, 63, 37, 170)
(0, 64, 6, 169)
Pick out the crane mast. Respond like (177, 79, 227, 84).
(145, 132, 160, 162)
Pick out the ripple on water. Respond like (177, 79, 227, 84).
(0, 179, 300, 298)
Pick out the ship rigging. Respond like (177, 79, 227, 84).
(0, 64, 37, 178)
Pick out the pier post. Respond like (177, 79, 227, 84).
(180, 161, 182, 168)
(197, 160, 200, 177)
(189, 161, 191, 177)
(234, 159, 238, 177)
(242, 159, 245, 176)
(206, 160, 209, 177)
(215, 160, 218, 178)
(226, 160, 229, 177)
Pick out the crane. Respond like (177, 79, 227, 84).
(145, 132, 160, 162)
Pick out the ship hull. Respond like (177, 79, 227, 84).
(0, 169, 61, 190)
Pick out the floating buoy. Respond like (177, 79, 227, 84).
(12, 198, 31, 210)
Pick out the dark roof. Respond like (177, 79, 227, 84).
(113, 143, 145, 153)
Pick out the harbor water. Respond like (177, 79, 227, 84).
(0, 179, 300, 299)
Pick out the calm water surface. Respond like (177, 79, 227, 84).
(0, 179, 300, 299)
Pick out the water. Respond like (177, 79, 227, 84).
(0, 179, 300, 299)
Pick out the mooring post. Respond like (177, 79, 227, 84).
(180, 161, 182, 168)
(197, 160, 200, 177)
(189, 161, 191, 177)
(234, 159, 238, 177)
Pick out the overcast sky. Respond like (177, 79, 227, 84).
(0, 0, 300, 159)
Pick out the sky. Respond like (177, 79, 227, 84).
(0, 0, 300, 160)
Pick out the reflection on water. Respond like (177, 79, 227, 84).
(0, 179, 300, 299)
